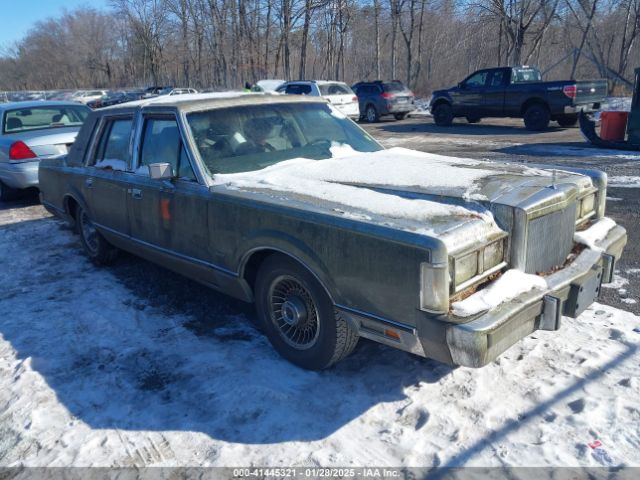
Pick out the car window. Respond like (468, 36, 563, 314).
(186, 102, 382, 175)
(489, 70, 507, 87)
(92, 117, 133, 169)
(382, 82, 406, 93)
(285, 84, 313, 95)
(464, 72, 488, 88)
(511, 67, 542, 83)
(3, 106, 89, 134)
(139, 117, 196, 181)
(319, 83, 353, 95)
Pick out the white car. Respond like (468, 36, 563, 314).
(276, 80, 360, 118)
(72, 90, 109, 105)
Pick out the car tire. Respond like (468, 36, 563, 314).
(523, 104, 550, 130)
(255, 254, 359, 370)
(76, 205, 119, 265)
(557, 115, 578, 128)
(466, 116, 481, 124)
(365, 105, 379, 123)
(432, 103, 454, 126)
(394, 113, 408, 121)
(0, 181, 17, 202)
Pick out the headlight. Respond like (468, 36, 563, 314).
(454, 252, 478, 285)
(576, 193, 596, 223)
(420, 263, 449, 313)
(451, 238, 506, 291)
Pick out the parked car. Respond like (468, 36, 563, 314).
(429, 66, 608, 130)
(351, 80, 415, 122)
(253, 79, 285, 92)
(38, 93, 626, 370)
(72, 90, 109, 105)
(142, 86, 174, 98)
(276, 80, 359, 118)
(166, 88, 199, 96)
(0, 101, 90, 200)
(87, 90, 145, 109)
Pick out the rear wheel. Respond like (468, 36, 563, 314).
(523, 104, 550, 130)
(0, 181, 17, 202)
(255, 255, 358, 370)
(77, 205, 119, 265)
(432, 103, 454, 126)
(394, 112, 408, 121)
(557, 114, 578, 127)
(466, 116, 481, 124)
(365, 105, 379, 123)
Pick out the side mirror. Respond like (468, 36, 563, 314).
(148, 162, 173, 180)
(458, 82, 466, 89)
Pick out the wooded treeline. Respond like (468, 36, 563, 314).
(0, 0, 638, 94)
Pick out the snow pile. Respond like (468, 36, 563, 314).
(602, 97, 632, 112)
(1, 207, 640, 467)
(609, 176, 640, 188)
(574, 217, 617, 252)
(409, 98, 431, 117)
(452, 270, 548, 317)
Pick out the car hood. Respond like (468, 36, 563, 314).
(210, 147, 595, 254)
(5, 127, 80, 157)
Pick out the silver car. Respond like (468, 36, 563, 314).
(0, 101, 90, 200)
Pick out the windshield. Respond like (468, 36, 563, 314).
(318, 83, 353, 95)
(3, 105, 90, 134)
(187, 102, 382, 175)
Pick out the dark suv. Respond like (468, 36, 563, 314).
(352, 80, 415, 122)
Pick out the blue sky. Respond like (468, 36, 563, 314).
(0, 0, 108, 47)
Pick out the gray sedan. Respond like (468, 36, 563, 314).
(0, 101, 90, 200)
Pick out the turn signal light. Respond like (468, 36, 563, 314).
(9, 141, 37, 161)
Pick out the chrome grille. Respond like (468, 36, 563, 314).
(525, 203, 577, 274)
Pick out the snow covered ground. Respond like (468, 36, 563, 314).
(1, 207, 640, 468)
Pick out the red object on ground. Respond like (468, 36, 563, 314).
(600, 111, 629, 141)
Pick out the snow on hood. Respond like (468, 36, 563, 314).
(214, 147, 502, 234)
(213, 147, 558, 239)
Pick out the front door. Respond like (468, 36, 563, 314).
(451, 70, 489, 117)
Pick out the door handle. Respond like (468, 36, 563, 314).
(85, 178, 93, 188)
(130, 188, 142, 199)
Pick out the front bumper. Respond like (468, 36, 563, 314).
(445, 225, 627, 367)
(0, 160, 40, 189)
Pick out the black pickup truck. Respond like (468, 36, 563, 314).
(429, 66, 608, 130)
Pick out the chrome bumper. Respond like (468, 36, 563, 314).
(0, 160, 40, 189)
(445, 225, 627, 367)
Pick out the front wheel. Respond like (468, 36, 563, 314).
(255, 255, 358, 370)
(432, 103, 454, 126)
(466, 116, 481, 124)
(77, 205, 119, 265)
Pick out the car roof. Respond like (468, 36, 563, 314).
(0, 100, 87, 111)
(101, 91, 327, 113)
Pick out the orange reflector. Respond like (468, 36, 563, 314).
(384, 329, 400, 340)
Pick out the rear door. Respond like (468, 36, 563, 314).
(85, 115, 134, 235)
(128, 112, 210, 264)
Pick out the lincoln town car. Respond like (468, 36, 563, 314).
(38, 93, 627, 370)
